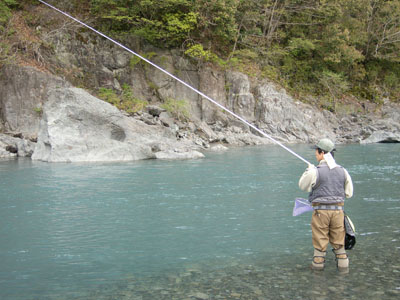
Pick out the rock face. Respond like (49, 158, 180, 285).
(31, 25, 399, 146)
(0, 65, 70, 139)
(254, 82, 337, 143)
(1, 25, 400, 162)
(360, 102, 400, 143)
(32, 87, 203, 162)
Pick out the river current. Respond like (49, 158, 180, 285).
(1, 144, 399, 299)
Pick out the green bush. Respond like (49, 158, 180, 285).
(90, 0, 197, 47)
(98, 85, 148, 114)
(184, 44, 216, 62)
(98, 87, 120, 106)
(161, 98, 190, 121)
(0, 0, 17, 28)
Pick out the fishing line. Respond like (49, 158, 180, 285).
(38, 0, 311, 165)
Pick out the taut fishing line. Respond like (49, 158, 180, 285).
(38, 0, 311, 165)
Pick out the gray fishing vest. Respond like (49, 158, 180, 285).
(309, 163, 346, 204)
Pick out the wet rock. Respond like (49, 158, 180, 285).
(0, 148, 16, 158)
(387, 290, 400, 296)
(154, 150, 204, 160)
(209, 144, 228, 152)
(5, 145, 17, 153)
(230, 292, 241, 298)
(0, 133, 35, 158)
(361, 131, 400, 144)
(192, 292, 209, 299)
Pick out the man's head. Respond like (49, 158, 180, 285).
(313, 138, 335, 161)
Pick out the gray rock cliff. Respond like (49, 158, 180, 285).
(1, 28, 399, 161)
(41, 28, 400, 145)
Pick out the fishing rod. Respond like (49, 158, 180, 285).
(38, 0, 311, 165)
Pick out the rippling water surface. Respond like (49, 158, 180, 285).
(0, 144, 399, 299)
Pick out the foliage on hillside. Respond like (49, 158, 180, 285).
(3, 0, 400, 105)
(87, 0, 400, 104)
(0, 0, 18, 64)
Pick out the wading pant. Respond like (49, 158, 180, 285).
(311, 210, 345, 251)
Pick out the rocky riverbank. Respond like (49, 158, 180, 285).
(0, 23, 399, 161)
(1, 62, 399, 161)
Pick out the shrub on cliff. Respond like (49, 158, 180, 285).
(0, 0, 17, 28)
(98, 85, 148, 115)
(0, 0, 18, 64)
(161, 98, 190, 122)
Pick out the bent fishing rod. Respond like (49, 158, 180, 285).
(38, 0, 311, 165)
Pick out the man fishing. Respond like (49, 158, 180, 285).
(299, 138, 353, 271)
(37, 2, 354, 273)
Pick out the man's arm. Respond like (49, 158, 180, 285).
(344, 169, 353, 198)
(299, 165, 317, 192)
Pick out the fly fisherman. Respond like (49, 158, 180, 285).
(299, 138, 353, 271)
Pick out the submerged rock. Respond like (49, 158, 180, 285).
(192, 292, 209, 300)
(154, 149, 204, 160)
(209, 144, 228, 152)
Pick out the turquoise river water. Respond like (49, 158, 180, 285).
(0, 144, 399, 299)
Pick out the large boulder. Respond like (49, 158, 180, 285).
(32, 87, 203, 162)
(0, 65, 70, 139)
(361, 131, 400, 144)
(0, 133, 35, 158)
(0, 134, 17, 159)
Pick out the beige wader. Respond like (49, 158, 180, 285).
(311, 209, 345, 251)
(311, 208, 349, 271)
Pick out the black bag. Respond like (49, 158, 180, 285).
(344, 214, 356, 250)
